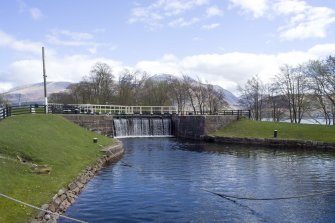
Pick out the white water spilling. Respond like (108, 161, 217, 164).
(113, 117, 172, 138)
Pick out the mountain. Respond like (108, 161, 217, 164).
(4, 82, 72, 105)
(150, 74, 240, 108)
(212, 85, 240, 108)
(149, 73, 176, 82)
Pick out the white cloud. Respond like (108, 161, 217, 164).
(17, 1, 43, 21)
(0, 30, 42, 55)
(129, 0, 209, 28)
(46, 29, 116, 54)
(4, 55, 125, 87)
(0, 82, 13, 92)
(228, 0, 335, 40)
(168, 17, 200, 27)
(202, 23, 220, 30)
(135, 43, 335, 93)
(273, 0, 307, 15)
(229, 0, 268, 18)
(276, 2, 335, 40)
(307, 44, 335, 57)
(30, 7, 43, 20)
(46, 29, 95, 46)
(206, 6, 223, 17)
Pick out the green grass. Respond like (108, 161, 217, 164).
(211, 118, 335, 142)
(0, 114, 115, 223)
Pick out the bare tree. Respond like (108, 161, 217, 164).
(238, 75, 265, 120)
(263, 84, 287, 122)
(0, 93, 7, 106)
(275, 65, 310, 123)
(169, 77, 188, 114)
(115, 70, 149, 105)
(307, 57, 335, 124)
(206, 84, 228, 114)
(192, 78, 208, 115)
(89, 62, 115, 104)
(49, 92, 75, 104)
(140, 78, 172, 106)
(182, 75, 198, 114)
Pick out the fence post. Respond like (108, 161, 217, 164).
(7, 107, 11, 117)
(248, 110, 251, 119)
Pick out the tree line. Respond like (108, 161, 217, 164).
(49, 62, 229, 115)
(239, 55, 335, 125)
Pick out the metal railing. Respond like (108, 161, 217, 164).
(0, 103, 250, 119)
(179, 109, 251, 118)
(49, 104, 178, 115)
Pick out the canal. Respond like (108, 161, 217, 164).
(60, 138, 335, 223)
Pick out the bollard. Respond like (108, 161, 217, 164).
(274, 130, 278, 138)
(93, 138, 98, 143)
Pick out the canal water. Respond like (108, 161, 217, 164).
(60, 138, 335, 223)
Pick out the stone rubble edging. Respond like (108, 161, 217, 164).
(32, 140, 124, 223)
(202, 135, 335, 150)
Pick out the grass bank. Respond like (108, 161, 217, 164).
(211, 118, 335, 143)
(0, 114, 115, 223)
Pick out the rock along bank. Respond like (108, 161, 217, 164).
(32, 141, 124, 223)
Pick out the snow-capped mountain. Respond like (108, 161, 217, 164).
(150, 74, 239, 108)
(4, 82, 72, 105)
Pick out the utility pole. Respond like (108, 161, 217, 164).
(42, 46, 48, 114)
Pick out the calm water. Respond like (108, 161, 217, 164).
(60, 138, 335, 223)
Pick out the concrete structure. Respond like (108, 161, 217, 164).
(202, 136, 335, 151)
(171, 115, 238, 140)
(63, 114, 239, 140)
(62, 115, 115, 136)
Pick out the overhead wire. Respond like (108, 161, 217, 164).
(0, 193, 88, 223)
(201, 188, 335, 201)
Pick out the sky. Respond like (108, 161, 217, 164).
(0, 0, 335, 95)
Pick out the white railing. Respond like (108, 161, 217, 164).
(49, 103, 178, 115)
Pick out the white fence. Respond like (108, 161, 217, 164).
(49, 104, 178, 115)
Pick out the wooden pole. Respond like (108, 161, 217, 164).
(42, 47, 48, 114)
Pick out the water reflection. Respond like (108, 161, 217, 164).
(60, 138, 335, 223)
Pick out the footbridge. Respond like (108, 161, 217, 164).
(49, 103, 250, 118)
(49, 103, 178, 115)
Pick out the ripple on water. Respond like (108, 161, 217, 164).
(60, 138, 335, 223)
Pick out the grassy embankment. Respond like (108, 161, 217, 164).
(211, 118, 335, 143)
(0, 115, 115, 223)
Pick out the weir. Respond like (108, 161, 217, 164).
(113, 117, 172, 138)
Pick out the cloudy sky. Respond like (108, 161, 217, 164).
(1, 0, 335, 94)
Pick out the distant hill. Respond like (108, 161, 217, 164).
(212, 85, 239, 108)
(4, 82, 72, 105)
(150, 74, 240, 108)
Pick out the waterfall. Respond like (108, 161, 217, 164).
(113, 117, 172, 138)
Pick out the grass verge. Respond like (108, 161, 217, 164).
(0, 114, 115, 223)
(211, 118, 335, 143)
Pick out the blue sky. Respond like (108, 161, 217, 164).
(1, 0, 335, 94)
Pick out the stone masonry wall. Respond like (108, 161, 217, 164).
(62, 115, 115, 136)
(172, 115, 238, 140)
(202, 136, 335, 151)
(33, 142, 124, 223)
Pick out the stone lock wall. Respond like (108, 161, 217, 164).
(172, 115, 237, 140)
(202, 136, 335, 151)
(63, 114, 238, 140)
(62, 115, 115, 136)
